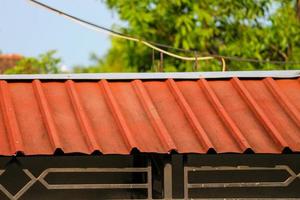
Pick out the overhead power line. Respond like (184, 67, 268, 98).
(27, 1, 214, 60)
(28, 0, 300, 70)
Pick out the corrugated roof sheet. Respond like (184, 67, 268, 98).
(0, 72, 299, 155)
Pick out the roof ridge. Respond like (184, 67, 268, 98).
(0, 70, 299, 80)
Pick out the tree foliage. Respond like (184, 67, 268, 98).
(86, 0, 300, 72)
(4, 50, 62, 74)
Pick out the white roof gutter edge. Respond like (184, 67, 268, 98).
(0, 70, 299, 80)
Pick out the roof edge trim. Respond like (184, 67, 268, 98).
(0, 70, 299, 80)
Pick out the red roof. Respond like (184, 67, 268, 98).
(0, 71, 299, 155)
(0, 54, 23, 73)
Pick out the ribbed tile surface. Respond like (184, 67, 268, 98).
(0, 77, 299, 155)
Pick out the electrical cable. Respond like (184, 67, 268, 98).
(27, 0, 214, 61)
(27, 0, 300, 67)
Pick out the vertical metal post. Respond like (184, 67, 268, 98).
(152, 49, 156, 72)
(160, 52, 164, 72)
(147, 159, 152, 199)
(164, 159, 172, 199)
(184, 166, 188, 199)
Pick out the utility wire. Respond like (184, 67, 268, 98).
(28, 0, 300, 67)
(27, 0, 214, 61)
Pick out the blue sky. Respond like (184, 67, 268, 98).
(0, 0, 122, 68)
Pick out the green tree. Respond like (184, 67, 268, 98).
(4, 50, 62, 74)
(89, 0, 300, 72)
